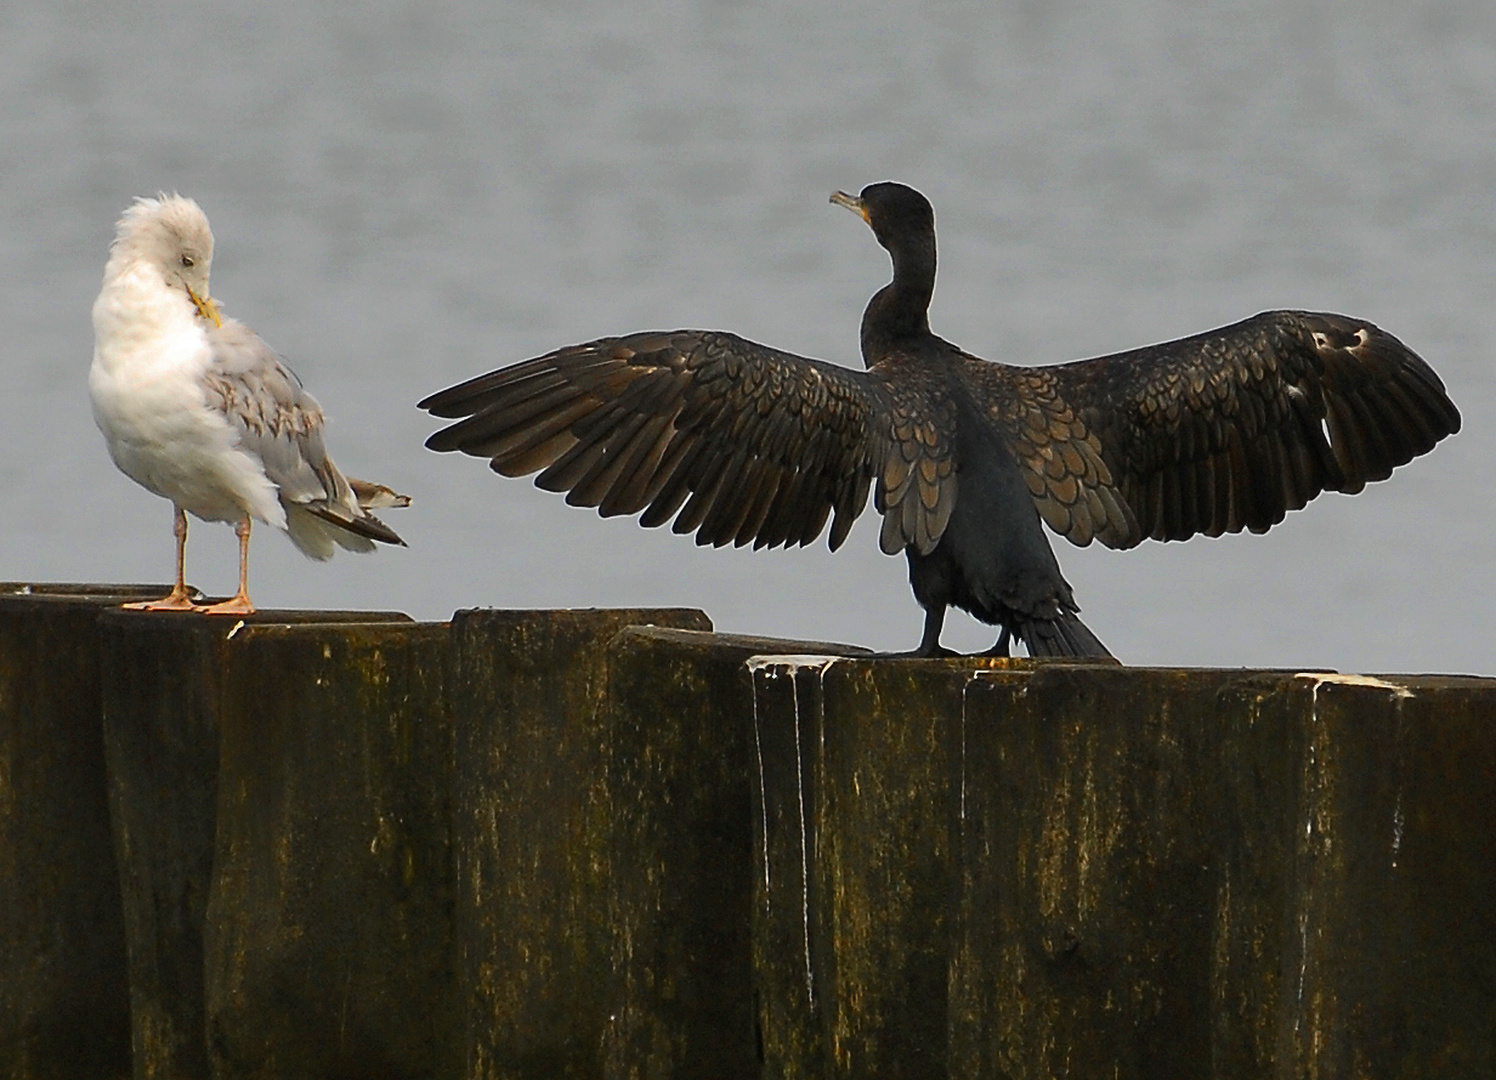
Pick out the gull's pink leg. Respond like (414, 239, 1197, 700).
(202, 517, 256, 615)
(123, 505, 199, 611)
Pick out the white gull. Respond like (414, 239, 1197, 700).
(89, 194, 408, 614)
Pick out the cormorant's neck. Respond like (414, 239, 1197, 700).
(859, 233, 936, 364)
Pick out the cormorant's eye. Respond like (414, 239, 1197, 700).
(180, 254, 194, 268)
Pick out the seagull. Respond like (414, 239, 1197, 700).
(90, 194, 407, 614)
(420, 182, 1459, 657)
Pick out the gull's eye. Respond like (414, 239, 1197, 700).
(180, 254, 195, 268)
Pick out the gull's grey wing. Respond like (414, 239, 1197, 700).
(203, 319, 404, 547)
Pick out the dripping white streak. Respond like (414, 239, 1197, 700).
(750, 667, 771, 902)
(746, 654, 842, 1011)
(791, 672, 815, 1010)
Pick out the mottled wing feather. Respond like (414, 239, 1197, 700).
(866, 379, 958, 557)
(963, 356, 1135, 548)
(977, 310, 1460, 550)
(203, 319, 403, 545)
(422, 330, 955, 554)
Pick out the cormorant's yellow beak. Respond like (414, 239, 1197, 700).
(186, 284, 222, 328)
(830, 190, 871, 224)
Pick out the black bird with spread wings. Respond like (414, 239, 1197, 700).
(420, 182, 1459, 658)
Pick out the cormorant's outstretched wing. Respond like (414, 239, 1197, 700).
(421, 330, 954, 553)
(973, 310, 1460, 550)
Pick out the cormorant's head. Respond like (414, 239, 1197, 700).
(830, 182, 935, 254)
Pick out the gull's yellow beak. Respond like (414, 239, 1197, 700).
(186, 284, 222, 328)
(830, 189, 871, 224)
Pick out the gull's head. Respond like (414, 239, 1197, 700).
(108, 194, 221, 326)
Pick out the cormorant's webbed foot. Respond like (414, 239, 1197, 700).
(863, 605, 961, 658)
(865, 644, 960, 659)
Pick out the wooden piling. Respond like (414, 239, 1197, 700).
(3, 588, 1493, 1078)
(951, 666, 1496, 1079)
(98, 607, 413, 1080)
(0, 585, 168, 1080)
(202, 619, 454, 1079)
(445, 608, 713, 1080)
(601, 628, 869, 1080)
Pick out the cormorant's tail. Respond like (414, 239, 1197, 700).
(1020, 612, 1114, 659)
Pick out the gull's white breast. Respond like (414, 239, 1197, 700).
(89, 265, 284, 527)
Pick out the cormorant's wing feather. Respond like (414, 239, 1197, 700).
(978, 310, 1460, 550)
(863, 372, 958, 557)
(962, 353, 1136, 549)
(422, 330, 947, 552)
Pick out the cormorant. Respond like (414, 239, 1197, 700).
(419, 182, 1459, 657)
(92, 195, 408, 614)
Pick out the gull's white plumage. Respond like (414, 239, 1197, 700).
(90, 194, 406, 612)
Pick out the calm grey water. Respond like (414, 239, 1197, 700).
(3, 1, 1492, 671)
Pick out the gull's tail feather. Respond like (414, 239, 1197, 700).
(349, 477, 412, 510)
(284, 504, 404, 560)
(282, 473, 408, 560)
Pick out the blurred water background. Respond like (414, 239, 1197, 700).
(2, 0, 1492, 671)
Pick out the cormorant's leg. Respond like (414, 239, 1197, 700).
(865, 604, 960, 658)
(982, 626, 1012, 657)
(913, 604, 958, 658)
(123, 505, 199, 611)
(202, 518, 257, 615)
